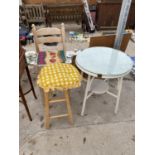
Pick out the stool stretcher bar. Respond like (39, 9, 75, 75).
(48, 98, 66, 103)
(50, 114, 68, 119)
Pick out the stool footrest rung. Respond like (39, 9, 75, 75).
(48, 98, 66, 103)
(50, 114, 68, 119)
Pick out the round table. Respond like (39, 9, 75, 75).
(76, 47, 133, 116)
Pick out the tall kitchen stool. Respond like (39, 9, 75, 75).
(37, 63, 81, 128)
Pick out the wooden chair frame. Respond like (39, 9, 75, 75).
(32, 23, 66, 53)
(19, 44, 37, 121)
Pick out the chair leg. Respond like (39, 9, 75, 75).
(44, 91, 50, 129)
(25, 65, 37, 99)
(19, 85, 32, 121)
(64, 89, 73, 124)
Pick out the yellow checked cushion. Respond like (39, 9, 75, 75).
(37, 63, 81, 92)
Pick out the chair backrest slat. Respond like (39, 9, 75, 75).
(36, 28, 62, 36)
(36, 36, 62, 44)
(32, 7, 36, 19)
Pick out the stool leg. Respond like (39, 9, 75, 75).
(44, 91, 50, 129)
(64, 89, 73, 124)
(25, 65, 37, 99)
(19, 85, 32, 121)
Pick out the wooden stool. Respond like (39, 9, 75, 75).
(37, 63, 81, 128)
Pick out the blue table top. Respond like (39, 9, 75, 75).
(76, 47, 133, 77)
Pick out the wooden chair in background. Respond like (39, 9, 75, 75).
(23, 4, 46, 28)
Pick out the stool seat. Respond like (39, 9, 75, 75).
(37, 63, 81, 92)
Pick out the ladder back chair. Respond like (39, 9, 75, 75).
(33, 24, 81, 128)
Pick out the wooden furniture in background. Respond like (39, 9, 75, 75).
(96, 0, 135, 30)
(89, 32, 132, 51)
(22, 0, 96, 5)
(20, 0, 135, 31)
(23, 4, 46, 27)
(19, 5, 25, 24)
(19, 44, 37, 121)
(44, 4, 83, 26)
(32, 23, 66, 53)
(22, 0, 81, 4)
(22, 0, 96, 26)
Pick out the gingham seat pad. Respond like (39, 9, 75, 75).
(37, 63, 81, 92)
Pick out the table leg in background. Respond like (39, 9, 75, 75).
(81, 75, 91, 116)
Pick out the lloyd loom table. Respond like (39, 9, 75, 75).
(75, 47, 133, 116)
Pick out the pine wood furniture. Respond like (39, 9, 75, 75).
(32, 23, 81, 128)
